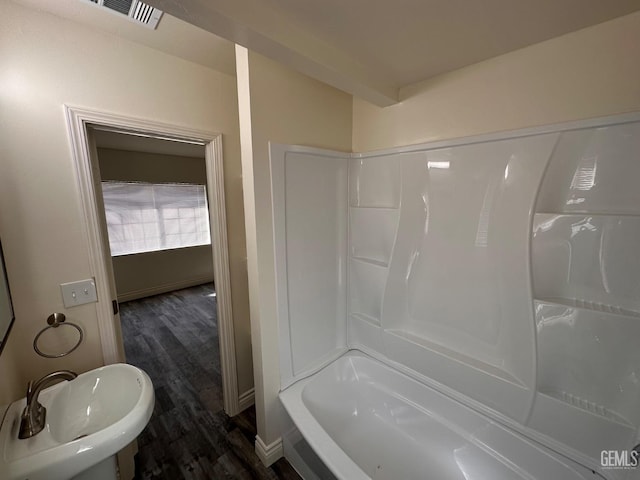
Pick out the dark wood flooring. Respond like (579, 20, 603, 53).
(120, 284, 301, 480)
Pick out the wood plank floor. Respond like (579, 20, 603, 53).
(120, 284, 301, 480)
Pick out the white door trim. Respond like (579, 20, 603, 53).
(65, 105, 241, 415)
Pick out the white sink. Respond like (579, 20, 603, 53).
(0, 363, 154, 480)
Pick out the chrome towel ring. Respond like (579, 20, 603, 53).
(33, 313, 83, 358)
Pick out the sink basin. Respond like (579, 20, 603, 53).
(0, 363, 154, 480)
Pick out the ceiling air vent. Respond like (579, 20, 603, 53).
(84, 0, 163, 29)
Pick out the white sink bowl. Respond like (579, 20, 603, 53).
(0, 363, 154, 480)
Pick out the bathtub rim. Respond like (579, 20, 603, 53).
(351, 344, 609, 477)
(279, 357, 369, 480)
(279, 347, 609, 480)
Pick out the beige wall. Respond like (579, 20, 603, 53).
(0, 337, 22, 406)
(0, 0, 253, 403)
(235, 46, 353, 449)
(112, 247, 214, 302)
(353, 11, 640, 151)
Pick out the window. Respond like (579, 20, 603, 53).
(102, 182, 211, 256)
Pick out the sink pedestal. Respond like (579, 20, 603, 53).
(72, 455, 118, 480)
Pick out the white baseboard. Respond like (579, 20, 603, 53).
(255, 435, 283, 467)
(117, 276, 214, 303)
(238, 388, 255, 412)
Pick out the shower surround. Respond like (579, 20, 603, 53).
(271, 113, 640, 480)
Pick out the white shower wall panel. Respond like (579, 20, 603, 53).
(349, 207, 398, 266)
(348, 259, 387, 324)
(532, 214, 640, 314)
(383, 138, 555, 377)
(536, 122, 640, 215)
(535, 300, 640, 427)
(349, 137, 558, 423)
(271, 147, 349, 386)
(349, 156, 400, 208)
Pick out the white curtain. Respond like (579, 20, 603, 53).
(102, 182, 211, 256)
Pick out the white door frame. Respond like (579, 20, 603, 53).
(65, 105, 241, 415)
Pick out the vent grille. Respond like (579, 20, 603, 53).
(103, 0, 132, 15)
(83, 0, 163, 29)
(132, 2, 155, 24)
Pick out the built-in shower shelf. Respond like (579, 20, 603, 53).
(350, 312, 381, 326)
(349, 205, 399, 210)
(386, 329, 526, 387)
(540, 390, 632, 427)
(535, 211, 640, 218)
(350, 256, 389, 268)
(536, 297, 640, 318)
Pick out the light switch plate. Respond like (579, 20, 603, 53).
(60, 279, 98, 308)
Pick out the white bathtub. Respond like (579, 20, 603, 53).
(279, 351, 603, 480)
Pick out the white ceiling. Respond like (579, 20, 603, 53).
(148, 0, 640, 105)
(12, 0, 640, 106)
(10, 0, 236, 76)
(260, 0, 640, 87)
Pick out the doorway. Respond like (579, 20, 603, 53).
(65, 106, 241, 417)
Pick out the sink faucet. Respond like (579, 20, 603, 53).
(19, 370, 77, 439)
